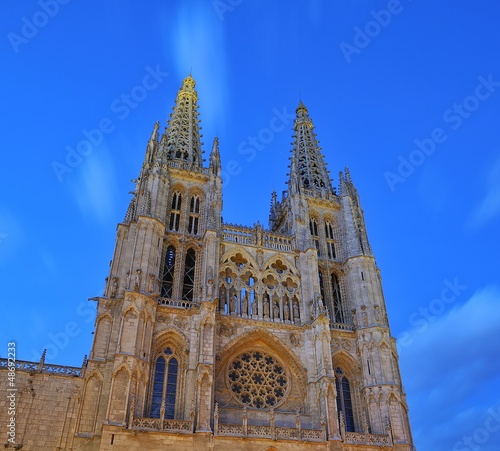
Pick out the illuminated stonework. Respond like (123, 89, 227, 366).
(0, 75, 415, 450)
(228, 351, 288, 409)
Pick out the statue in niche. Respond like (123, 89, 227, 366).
(241, 292, 248, 315)
(207, 266, 214, 283)
(293, 302, 300, 321)
(256, 249, 264, 267)
(273, 301, 280, 319)
(253, 298, 258, 316)
(264, 297, 270, 318)
(352, 309, 358, 328)
(316, 293, 324, 314)
(148, 274, 156, 293)
(374, 305, 380, 322)
(230, 295, 237, 314)
(284, 302, 290, 321)
(134, 269, 141, 292)
(255, 223, 263, 247)
(110, 277, 118, 299)
(126, 271, 131, 289)
(361, 306, 368, 326)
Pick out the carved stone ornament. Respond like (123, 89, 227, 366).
(173, 316, 188, 330)
(289, 332, 303, 347)
(157, 314, 172, 325)
(218, 323, 235, 337)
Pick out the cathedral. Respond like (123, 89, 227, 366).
(0, 76, 415, 450)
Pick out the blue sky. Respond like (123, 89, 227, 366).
(2, 1, 500, 449)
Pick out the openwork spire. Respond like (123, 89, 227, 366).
(164, 75, 204, 166)
(289, 102, 333, 194)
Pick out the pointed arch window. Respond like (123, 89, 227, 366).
(182, 249, 196, 301)
(151, 347, 178, 419)
(188, 195, 200, 235)
(309, 218, 319, 252)
(331, 273, 345, 323)
(169, 192, 182, 231)
(161, 246, 176, 298)
(325, 222, 336, 259)
(318, 270, 325, 301)
(335, 367, 355, 432)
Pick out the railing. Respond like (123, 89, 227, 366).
(0, 359, 82, 377)
(344, 431, 391, 446)
(214, 404, 325, 442)
(216, 423, 324, 441)
(157, 298, 197, 309)
(166, 160, 210, 175)
(222, 225, 255, 245)
(264, 233, 293, 252)
(132, 418, 193, 433)
(330, 323, 355, 331)
(302, 189, 340, 202)
(221, 224, 294, 252)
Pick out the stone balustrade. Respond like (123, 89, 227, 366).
(132, 417, 193, 433)
(221, 223, 294, 252)
(0, 358, 82, 377)
(157, 297, 197, 309)
(344, 431, 391, 446)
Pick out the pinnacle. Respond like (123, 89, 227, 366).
(296, 100, 308, 113)
(181, 74, 196, 91)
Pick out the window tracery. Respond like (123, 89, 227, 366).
(325, 222, 336, 259)
(331, 273, 345, 323)
(335, 366, 354, 432)
(169, 191, 182, 231)
(309, 218, 320, 252)
(219, 254, 300, 324)
(228, 351, 288, 409)
(151, 347, 179, 419)
(161, 245, 176, 298)
(188, 195, 200, 235)
(182, 249, 196, 301)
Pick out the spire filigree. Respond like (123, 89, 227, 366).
(163, 75, 204, 167)
(289, 102, 333, 194)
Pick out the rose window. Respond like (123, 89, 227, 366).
(228, 351, 288, 409)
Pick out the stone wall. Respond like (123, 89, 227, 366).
(0, 360, 82, 450)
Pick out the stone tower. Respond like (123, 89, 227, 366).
(0, 76, 414, 450)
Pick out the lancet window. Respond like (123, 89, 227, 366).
(331, 273, 344, 323)
(161, 245, 176, 298)
(309, 218, 320, 252)
(182, 249, 196, 301)
(188, 195, 200, 235)
(335, 366, 355, 432)
(150, 347, 179, 419)
(325, 222, 336, 259)
(169, 191, 182, 232)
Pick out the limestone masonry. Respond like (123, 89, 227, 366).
(1, 76, 415, 450)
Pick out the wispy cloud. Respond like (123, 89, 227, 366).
(68, 147, 118, 226)
(162, 1, 229, 135)
(400, 285, 500, 450)
(468, 156, 500, 228)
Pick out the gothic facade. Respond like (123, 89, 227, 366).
(0, 76, 415, 450)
